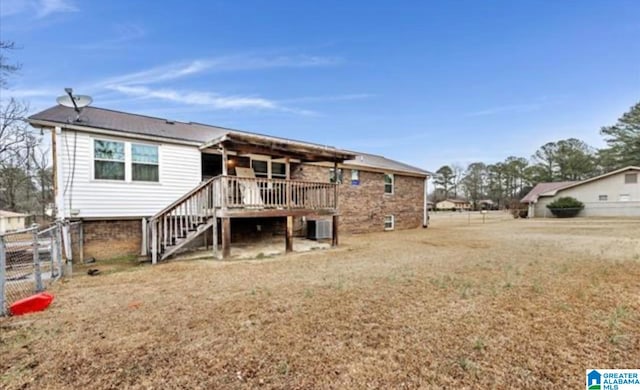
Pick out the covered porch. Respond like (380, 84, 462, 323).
(147, 133, 355, 262)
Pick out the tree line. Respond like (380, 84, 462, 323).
(431, 102, 640, 209)
(0, 41, 54, 219)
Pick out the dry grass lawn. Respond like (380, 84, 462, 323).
(1, 214, 639, 389)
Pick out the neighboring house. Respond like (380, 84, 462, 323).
(28, 105, 432, 261)
(435, 199, 471, 211)
(521, 166, 640, 218)
(0, 210, 27, 233)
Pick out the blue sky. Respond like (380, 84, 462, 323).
(1, 0, 639, 170)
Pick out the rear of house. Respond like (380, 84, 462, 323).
(522, 167, 640, 217)
(29, 106, 431, 261)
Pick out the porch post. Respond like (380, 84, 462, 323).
(212, 217, 220, 259)
(332, 214, 339, 247)
(285, 215, 294, 253)
(221, 147, 228, 176)
(221, 217, 231, 259)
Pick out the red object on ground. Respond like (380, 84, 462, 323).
(9, 292, 54, 316)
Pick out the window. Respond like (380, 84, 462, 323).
(94, 140, 125, 180)
(384, 215, 395, 230)
(625, 173, 638, 184)
(132, 144, 159, 182)
(384, 173, 394, 194)
(251, 160, 268, 178)
(351, 169, 360, 185)
(330, 168, 343, 184)
(598, 195, 608, 201)
(271, 162, 287, 179)
(619, 194, 631, 202)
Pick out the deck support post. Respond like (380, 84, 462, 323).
(212, 217, 221, 259)
(285, 215, 294, 253)
(332, 215, 339, 247)
(221, 217, 231, 259)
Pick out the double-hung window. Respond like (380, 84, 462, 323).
(132, 144, 159, 182)
(251, 160, 268, 178)
(384, 215, 395, 230)
(330, 168, 343, 184)
(94, 139, 159, 182)
(271, 162, 287, 179)
(94, 140, 125, 180)
(384, 173, 394, 194)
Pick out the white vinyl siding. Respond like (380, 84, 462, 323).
(59, 131, 201, 218)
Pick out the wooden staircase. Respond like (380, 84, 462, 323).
(146, 174, 338, 263)
(147, 176, 222, 263)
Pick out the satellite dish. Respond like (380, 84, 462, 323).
(56, 88, 93, 122)
(56, 95, 93, 110)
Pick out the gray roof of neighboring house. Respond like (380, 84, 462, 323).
(29, 105, 431, 177)
(520, 181, 576, 203)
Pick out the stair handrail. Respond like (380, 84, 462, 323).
(149, 175, 222, 222)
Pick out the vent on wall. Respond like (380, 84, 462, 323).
(307, 219, 332, 240)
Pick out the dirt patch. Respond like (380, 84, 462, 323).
(1, 217, 639, 388)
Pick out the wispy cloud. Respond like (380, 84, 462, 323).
(72, 23, 146, 50)
(0, 0, 77, 18)
(99, 54, 340, 86)
(37, 0, 77, 18)
(107, 85, 316, 115)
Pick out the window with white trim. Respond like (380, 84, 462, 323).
(330, 168, 343, 184)
(619, 194, 631, 202)
(625, 173, 638, 184)
(132, 143, 159, 182)
(351, 169, 360, 185)
(384, 173, 394, 194)
(272, 162, 286, 179)
(384, 215, 395, 230)
(94, 140, 125, 180)
(251, 160, 268, 178)
(598, 195, 608, 201)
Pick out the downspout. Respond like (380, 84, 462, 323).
(423, 176, 429, 228)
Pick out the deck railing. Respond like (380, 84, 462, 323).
(147, 175, 337, 262)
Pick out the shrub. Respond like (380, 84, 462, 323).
(546, 196, 584, 218)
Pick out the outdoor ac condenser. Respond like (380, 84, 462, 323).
(307, 219, 332, 240)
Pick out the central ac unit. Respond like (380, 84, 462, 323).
(307, 219, 332, 240)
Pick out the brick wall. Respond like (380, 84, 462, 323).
(292, 164, 425, 233)
(82, 219, 142, 260)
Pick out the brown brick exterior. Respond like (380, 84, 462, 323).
(80, 165, 425, 260)
(82, 219, 142, 260)
(292, 164, 426, 234)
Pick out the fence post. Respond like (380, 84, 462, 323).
(33, 228, 44, 292)
(0, 236, 6, 316)
(55, 222, 64, 277)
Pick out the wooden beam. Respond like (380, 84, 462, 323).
(285, 216, 294, 253)
(221, 217, 231, 259)
(212, 217, 220, 259)
(332, 215, 339, 247)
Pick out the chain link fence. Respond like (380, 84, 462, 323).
(0, 221, 82, 316)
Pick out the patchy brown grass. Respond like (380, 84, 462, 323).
(1, 216, 639, 389)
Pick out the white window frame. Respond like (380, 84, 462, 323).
(384, 173, 394, 194)
(92, 138, 126, 181)
(91, 137, 161, 184)
(131, 143, 160, 182)
(598, 195, 608, 201)
(351, 169, 360, 184)
(384, 215, 395, 231)
(625, 173, 638, 184)
(330, 168, 343, 184)
(619, 194, 631, 202)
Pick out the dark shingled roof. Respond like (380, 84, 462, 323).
(29, 105, 431, 177)
(520, 181, 576, 203)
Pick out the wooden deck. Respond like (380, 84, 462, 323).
(146, 175, 339, 262)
